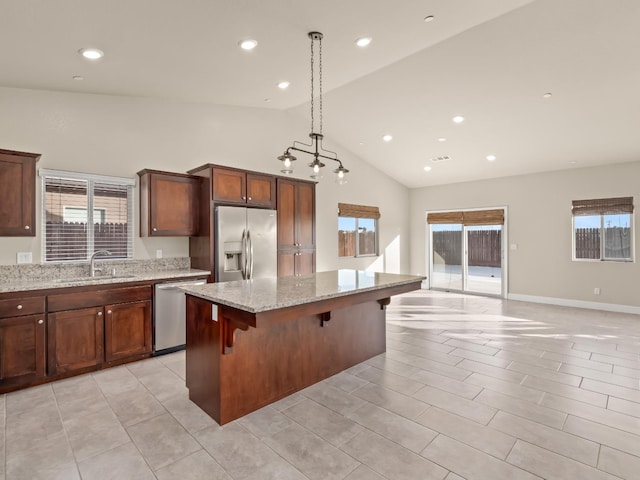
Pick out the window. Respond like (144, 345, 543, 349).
(572, 197, 634, 261)
(40, 169, 135, 262)
(338, 203, 379, 257)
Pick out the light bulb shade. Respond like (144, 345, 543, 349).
(278, 152, 296, 174)
(334, 165, 349, 185)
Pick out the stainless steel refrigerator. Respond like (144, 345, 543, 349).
(215, 206, 278, 282)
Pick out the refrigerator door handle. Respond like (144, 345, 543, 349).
(240, 229, 247, 279)
(247, 229, 254, 279)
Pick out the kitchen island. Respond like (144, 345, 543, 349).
(183, 270, 424, 424)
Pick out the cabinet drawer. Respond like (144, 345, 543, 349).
(0, 296, 45, 318)
(48, 285, 152, 312)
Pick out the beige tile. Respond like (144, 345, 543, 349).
(495, 349, 562, 370)
(445, 338, 500, 355)
(366, 353, 423, 377)
(421, 434, 540, 480)
(508, 361, 582, 386)
(282, 398, 363, 447)
(344, 464, 387, 480)
(52, 375, 110, 421)
(521, 375, 608, 407)
(264, 423, 359, 480)
(416, 407, 516, 460)
(489, 411, 599, 466)
(598, 445, 640, 479)
(302, 383, 366, 416)
(324, 370, 370, 393)
(563, 415, 640, 458)
(475, 389, 566, 429)
(581, 378, 640, 403)
(413, 385, 497, 424)
(591, 352, 640, 368)
(161, 391, 219, 434)
(5, 402, 64, 453)
(387, 338, 464, 366)
(613, 365, 640, 379)
(559, 363, 639, 388)
(126, 413, 201, 471)
(542, 351, 613, 372)
(607, 396, 640, 418)
(93, 365, 141, 396)
(5, 430, 79, 480)
(135, 368, 189, 403)
(457, 358, 527, 383)
(77, 442, 156, 480)
(5, 383, 56, 415)
(64, 408, 130, 461)
(342, 429, 448, 480)
(356, 365, 425, 395)
(466, 372, 544, 403)
(385, 349, 472, 381)
(238, 405, 292, 439)
(507, 440, 619, 480)
(347, 402, 438, 453)
(352, 383, 429, 419)
(105, 383, 166, 426)
(389, 332, 457, 353)
(541, 392, 640, 436)
(449, 347, 512, 368)
(195, 423, 307, 480)
(445, 473, 467, 480)
(155, 449, 231, 480)
(410, 368, 483, 399)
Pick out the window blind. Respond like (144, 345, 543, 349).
(427, 209, 504, 225)
(338, 203, 381, 219)
(571, 197, 634, 216)
(40, 169, 134, 262)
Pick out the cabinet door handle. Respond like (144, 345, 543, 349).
(107, 310, 112, 315)
(97, 311, 103, 316)
(25, 225, 30, 230)
(17, 304, 23, 310)
(242, 196, 246, 200)
(153, 227, 157, 232)
(248, 196, 252, 201)
(38, 319, 44, 325)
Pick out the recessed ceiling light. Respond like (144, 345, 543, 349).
(264, 98, 271, 103)
(424, 15, 435, 22)
(355, 37, 372, 48)
(423, 166, 433, 172)
(438, 137, 447, 142)
(277, 81, 290, 90)
(452, 115, 465, 124)
(239, 39, 258, 50)
(78, 48, 104, 60)
(543, 92, 552, 98)
(72, 75, 84, 81)
(359, 142, 365, 146)
(382, 134, 393, 142)
(486, 154, 497, 161)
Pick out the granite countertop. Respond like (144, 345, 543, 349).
(182, 270, 425, 313)
(0, 268, 210, 294)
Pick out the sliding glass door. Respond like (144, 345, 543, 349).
(428, 209, 504, 297)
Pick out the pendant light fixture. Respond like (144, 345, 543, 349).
(277, 32, 349, 184)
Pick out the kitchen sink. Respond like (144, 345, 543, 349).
(54, 274, 138, 284)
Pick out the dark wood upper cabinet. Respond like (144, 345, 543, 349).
(0, 149, 40, 236)
(138, 169, 200, 236)
(277, 178, 316, 277)
(210, 166, 276, 208)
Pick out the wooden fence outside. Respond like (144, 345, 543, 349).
(432, 230, 501, 267)
(45, 222, 129, 261)
(338, 230, 376, 257)
(575, 226, 631, 259)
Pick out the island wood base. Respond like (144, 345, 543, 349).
(185, 281, 420, 425)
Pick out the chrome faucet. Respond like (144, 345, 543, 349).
(90, 249, 112, 277)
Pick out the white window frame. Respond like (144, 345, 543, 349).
(572, 213, 634, 262)
(40, 169, 135, 263)
(338, 216, 379, 258)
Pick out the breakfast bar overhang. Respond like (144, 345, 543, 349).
(183, 270, 424, 425)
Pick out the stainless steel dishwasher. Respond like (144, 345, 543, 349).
(154, 278, 206, 354)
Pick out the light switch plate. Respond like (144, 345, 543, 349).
(156, 249, 163, 259)
(212, 305, 218, 322)
(17, 252, 32, 264)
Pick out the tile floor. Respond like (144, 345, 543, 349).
(2, 290, 640, 479)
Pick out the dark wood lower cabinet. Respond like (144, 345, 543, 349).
(0, 313, 46, 386)
(48, 307, 104, 375)
(277, 250, 315, 277)
(105, 300, 152, 362)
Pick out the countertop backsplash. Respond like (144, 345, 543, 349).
(0, 257, 192, 283)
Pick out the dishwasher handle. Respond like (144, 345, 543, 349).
(155, 280, 207, 291)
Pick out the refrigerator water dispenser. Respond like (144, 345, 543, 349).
(223, 241, 242, 272)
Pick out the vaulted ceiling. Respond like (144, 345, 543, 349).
(1, 0, 638, 187)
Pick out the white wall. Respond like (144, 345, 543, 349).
(0, 86, 410, 273)
(410, 162, 640, 308)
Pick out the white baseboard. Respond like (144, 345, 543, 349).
(507, 293, 640, 315)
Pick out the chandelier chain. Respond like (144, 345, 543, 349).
(310, 35, 315, 134)
(319, 36, 323, 135)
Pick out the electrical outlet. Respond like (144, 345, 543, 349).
(156, 249, 163, 259)
(510, 244, 518, 250)
(17, 252, 32, 264)
(594, 287, 601, 295)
